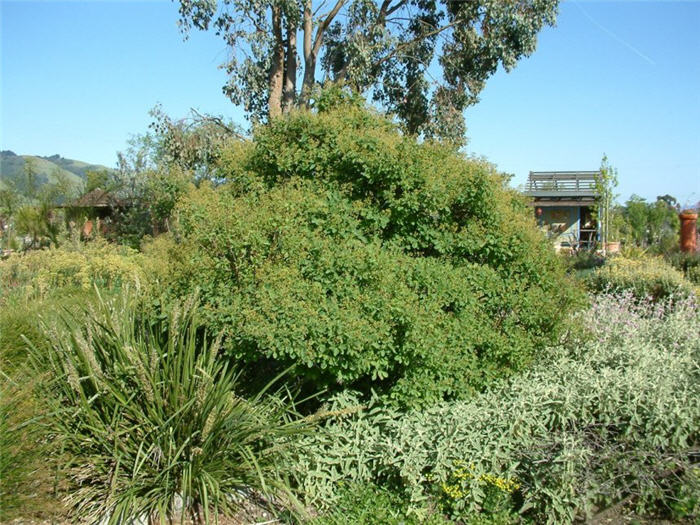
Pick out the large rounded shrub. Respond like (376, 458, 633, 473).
(163, 102, 580, 406)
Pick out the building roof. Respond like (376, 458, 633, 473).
(526, 171, 600, 203)
(67, 188, 123, 208)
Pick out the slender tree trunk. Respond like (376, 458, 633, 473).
(300, 0, 347, 105)
(268, 5, 285, 118)
(300, 0, 315, 106)
(283, 22, 297, 112)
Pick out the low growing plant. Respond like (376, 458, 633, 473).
(311, 482, 451, 525)
(30, 292, 310, 524)
(297, 293, 700, 523)
(668, 251, 700, 286)
(586, 255, 697, 300)
(0, 238, 155, 301)
(0, 373, 66, 521)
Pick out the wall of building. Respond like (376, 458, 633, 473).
(537, 206, 580, 248)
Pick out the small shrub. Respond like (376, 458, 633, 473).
(586, 255, 696, 300)
(561, 250, 604, 273)
(435, 462, 521, 521)
(311, 482, 451, 525)
(668, 251, 700, 286)
(0, 239, 154, 301)
(30, 292, 310, 524)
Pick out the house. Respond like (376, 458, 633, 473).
(65, 188, 125, 218)
(525, 171, 601, 252)
(60, 188, 126, 238)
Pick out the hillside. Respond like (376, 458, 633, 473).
(0, 150, 114, 191)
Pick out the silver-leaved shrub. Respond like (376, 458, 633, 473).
(298, 292, 700, 523)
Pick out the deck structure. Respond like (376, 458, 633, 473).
(526, 171, 601, 252)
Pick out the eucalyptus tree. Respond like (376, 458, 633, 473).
(175, 0, 559, 144)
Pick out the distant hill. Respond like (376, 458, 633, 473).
(0, 150, 115, 192)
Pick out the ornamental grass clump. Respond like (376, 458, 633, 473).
(0, 374, 64, 521)
(31, 292, 309, 524)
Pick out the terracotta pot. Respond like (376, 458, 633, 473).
(605, 241, 621, 254)
(679, 211, 698, 253)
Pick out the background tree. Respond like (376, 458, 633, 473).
(12, 168, 78, 249)
(621, 194, 680, 253)
(84, 169, 114, 193)
(0, 184, 21, 251)
(19, 158, 40, 201)
(106, 107, 239, 247)
(648, 196, 679, 248)
(175, 0, 559, 145)
(595, 154, 618, 254)
(624, 195, 648, 246)
(0, 185, 20, 221)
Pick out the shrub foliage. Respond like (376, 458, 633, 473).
(0, 238, 155, 301)
(298, 293, 700, 523)
(586, 255, 697, 300)
(164, 103, 580, 406)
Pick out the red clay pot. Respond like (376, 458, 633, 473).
(679, 210, 698, 253)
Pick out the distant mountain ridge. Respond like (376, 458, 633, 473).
(0, 150, 115, 191)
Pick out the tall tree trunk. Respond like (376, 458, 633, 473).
(268, 5, 285, 118)
(300, 0, 315, 106)
(300, 0, 346, 105)
(282, 22, 297, 112)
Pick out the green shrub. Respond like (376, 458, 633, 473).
(30, 292, 310, 524)
(311, 482, 452, 525)
(668, 251, 700, 286)
(163, 104, 581, 407)
(586, 255, 696, 300)
(561, 250, 604, 273)
(297, 293, 700, 523)
(0, 239, 157, 302)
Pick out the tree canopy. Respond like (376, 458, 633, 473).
(175, 0, 559, 144)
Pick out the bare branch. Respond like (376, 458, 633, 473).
(375, 20, 458, 68)
(189, 108, 244, 138)
(312, 0, 347, 58)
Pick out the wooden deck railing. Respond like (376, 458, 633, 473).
(527, 171, 599, 197)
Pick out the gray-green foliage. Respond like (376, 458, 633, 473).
(298, 293, 700, 523)
(30, 292, 310, 524)
(175, 0, 559, 143)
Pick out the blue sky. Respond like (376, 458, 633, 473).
(1, 0, 698, 205)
